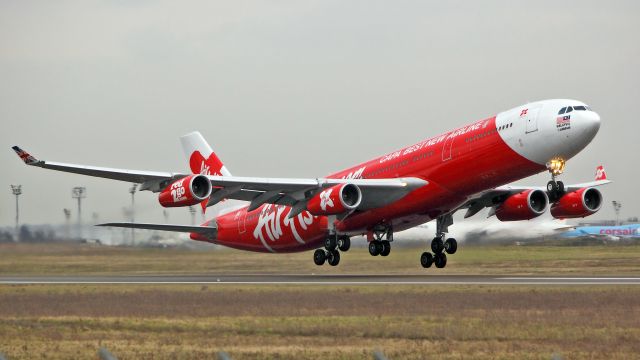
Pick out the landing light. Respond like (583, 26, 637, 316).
(546, 158, 566, 176)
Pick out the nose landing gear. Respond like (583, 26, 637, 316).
(546, 158, 567, 202)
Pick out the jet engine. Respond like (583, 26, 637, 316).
(550, 187, 602, 219)
(158, 174, 212, 207)
(307, 183, 362, 216)
(495, 189, 548, 221)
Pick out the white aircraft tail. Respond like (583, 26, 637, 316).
(180, 131, 231, 176)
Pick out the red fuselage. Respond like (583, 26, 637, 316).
(193, 115, 542, 252)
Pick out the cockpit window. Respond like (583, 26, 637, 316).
(558, 107, 566, 115)
(574, 105, 587, 111)
(566, 106, 573, 113)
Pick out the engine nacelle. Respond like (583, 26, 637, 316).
(551, 187, 602, 219)
(307, 183, 362, 216)
(495, 189, 548, 221)
(158, 174, 212, 208)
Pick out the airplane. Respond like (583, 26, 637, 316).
(559, 224, 640, 241)
(12, 99, 609, 269)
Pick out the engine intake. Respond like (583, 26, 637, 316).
(158, 174, 212, 208)
(307, 183, 362, 216)
(551, 187, 602, 219)
(495, 189, 548, 221)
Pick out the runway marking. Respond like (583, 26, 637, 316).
(2, 276, 640, 285)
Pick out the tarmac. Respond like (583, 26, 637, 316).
(1, 275, 640, 285)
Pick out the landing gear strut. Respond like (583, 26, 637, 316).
(420, 214, 457, 269)
(368, 224, 393, 257)
(546, 157, 566, 202)
(314, 234, 350, 266)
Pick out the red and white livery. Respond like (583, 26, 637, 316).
(12, 99, 609, 269)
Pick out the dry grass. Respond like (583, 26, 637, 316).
(1, 242, 640, 276)
(0, 285, 640, 359)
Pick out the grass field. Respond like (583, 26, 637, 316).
(1, 241, 640, 275)
(1, 243, 639, 359)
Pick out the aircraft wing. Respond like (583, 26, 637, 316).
(457, 166, 611, 219)
(204, 175, 428, 212)
(12, 146, 187, 184)
(12, 145, 428, 215)
(97, 222, 217, 235)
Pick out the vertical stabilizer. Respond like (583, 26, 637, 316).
(180, 131, 231, 177)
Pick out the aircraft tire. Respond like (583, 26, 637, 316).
(368, 241, 381, 256)
(313, 249, 326, 266)
(431, 238, 444, 254)
(324, 235, 337, 251)
(420, 252, 433, 268)
(338, 236, 351, 252)
(380, 240, 391, 256)
(444, 238, 457, 254)
(434, 252, 447, 268)
(327, 250, 341, 266)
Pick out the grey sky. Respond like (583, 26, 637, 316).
(1, 1, 639, 227)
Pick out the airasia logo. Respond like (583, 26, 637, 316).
(170, 179, 186, 202)
(595, 166, 606, 181)
(189, 151, 222, 176)
(320, 189, 334, 211)
(253, 204, 315, 248)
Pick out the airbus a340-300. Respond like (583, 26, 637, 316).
(13, 99, 609, 269)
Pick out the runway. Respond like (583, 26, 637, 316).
(1, 275, 640, 285)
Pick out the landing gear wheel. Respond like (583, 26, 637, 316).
(313, 249, 326, 266)
(324, 236, 337, 251)
(431, 237, 444, 254)
(557, 181, 565, 193)
(434, 252, 447, 268)
(444, 238, 458, 255)
(380, 240, 391, 256)
(546, 181, 557, 193)
(420, 252, 433, 268)
(337, 236, 351, 252)
(327, 250, 340, 266)
(368, 241, 382, 256)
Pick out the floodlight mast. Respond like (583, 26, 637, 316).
(10, 185, 22, 242)
(72, 187, 86, 239)
(612, 201, 622, 226)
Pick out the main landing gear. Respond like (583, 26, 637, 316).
(313, 234, 351, 266)
(368, 224, 392, 257)
(546, 157, 566, 202)
(420, 214, 457, 269)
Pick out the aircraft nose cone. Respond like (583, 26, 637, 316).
(584, 111, 601, 136)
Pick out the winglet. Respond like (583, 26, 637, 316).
(595, 165, 607, 181)
(11, 146, 39, 165)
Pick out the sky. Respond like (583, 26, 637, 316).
(1, 0, 639, 229)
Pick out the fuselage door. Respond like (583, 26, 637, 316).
(523, 105, 542, 134)
(442, 133, 454, 161)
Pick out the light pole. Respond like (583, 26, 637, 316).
(612, 201, 622, 226)
(129, 184, 137, 244)
(10, 185, 22, 242)
(72, 187, 86, 239)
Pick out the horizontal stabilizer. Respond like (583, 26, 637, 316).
(97, 222, 216, 235)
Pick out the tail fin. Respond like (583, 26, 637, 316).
(595, 165, 607, 181)
(180, 131, 231, 177)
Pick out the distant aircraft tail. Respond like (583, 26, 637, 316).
(595, 165, 607, 181)
(180, 131, 231, 177)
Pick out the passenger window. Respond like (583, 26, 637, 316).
(566, 106, 573, 113)
(558, 107, 566, 115)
